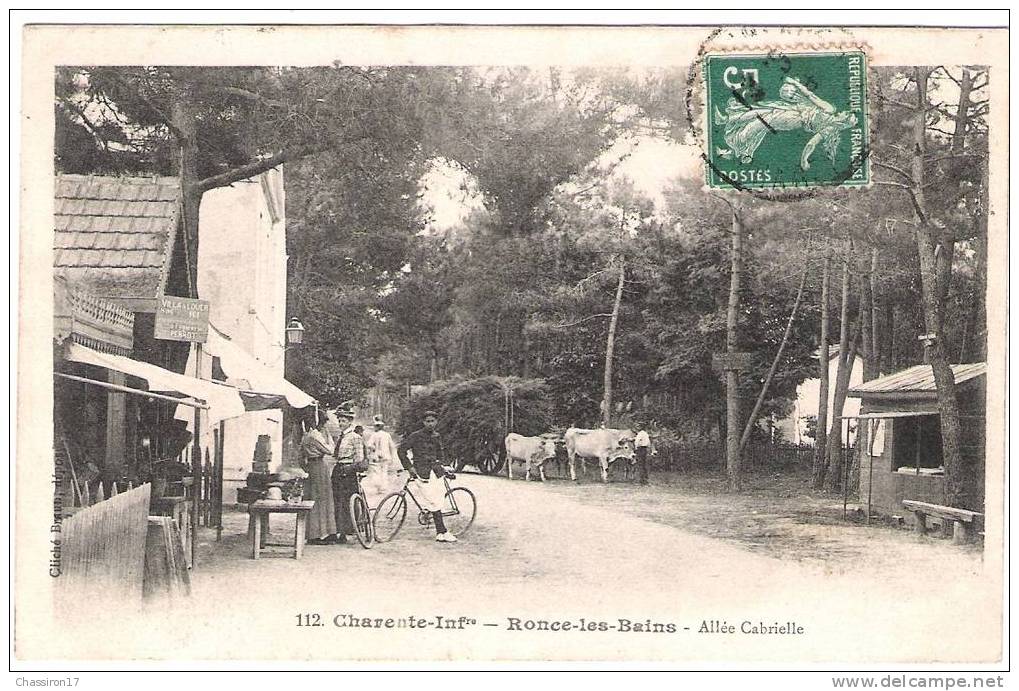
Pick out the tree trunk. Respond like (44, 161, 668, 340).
(601, 256, 626, 428)
(963, 156, 989, 362)
(739, 262, 808, 454)
(851, 251, 878, 490)
(967, 229, 987, 361)
(870, 247, 882, 374)
(521, 315, 532, 378)
(886, 302, 897, 371)
(826, 320, 861, 492)
(824, 240, 853, 491)
(812, 249, 831, 489)
(170, 99, 201, 298)
(725, 209, 744, 492)
(951, 68, 974, 154)
(911, 67, 970, 508)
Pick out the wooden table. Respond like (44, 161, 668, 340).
(247, 500, 315, 560)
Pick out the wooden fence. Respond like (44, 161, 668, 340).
(56, 483, 151, 606)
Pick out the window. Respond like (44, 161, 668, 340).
(892, 415, 943, 471)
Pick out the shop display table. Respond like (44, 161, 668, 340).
(247, 500, 315, 560)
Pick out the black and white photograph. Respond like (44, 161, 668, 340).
(12, 18, 1009, 670)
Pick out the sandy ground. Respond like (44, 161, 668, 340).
(54, 469, 1000, 663)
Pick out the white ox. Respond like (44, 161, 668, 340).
(505, 433, 559, 482)
(564, 427, 636, 483)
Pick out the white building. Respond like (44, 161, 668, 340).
(774, 346, 863, 446)
(197, 169, 292, 492)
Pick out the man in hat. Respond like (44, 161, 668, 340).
(331, 402, 367, 541)
(398, 410, 456, 543)
(633, 422, 655, 485)
(366, 414, 400, 495)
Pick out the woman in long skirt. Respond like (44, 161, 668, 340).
(300, 415, 340, 544)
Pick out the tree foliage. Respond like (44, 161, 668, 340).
(55, 63, 990, 490)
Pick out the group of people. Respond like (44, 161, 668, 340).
(299, 405, 457, 545)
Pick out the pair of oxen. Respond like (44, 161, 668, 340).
(504, 427, 637, 483)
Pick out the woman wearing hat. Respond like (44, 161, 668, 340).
(300, 411, 341, 545)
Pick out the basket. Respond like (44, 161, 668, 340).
(279, 478, 305, 503)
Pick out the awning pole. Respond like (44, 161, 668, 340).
(915, 416, 922, 476)
(842, 417, 850, 520)
(191, 343, 203, 570)
(54, 372, 209, 409)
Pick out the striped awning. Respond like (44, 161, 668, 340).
(204, 326, 315, 409)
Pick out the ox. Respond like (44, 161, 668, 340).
(505, 433, 559, 482)
(564, 427, 636, 483)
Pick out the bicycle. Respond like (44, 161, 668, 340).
(372, 468, 476, 543)
(348, 471, 374, 549)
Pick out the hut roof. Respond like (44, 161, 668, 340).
(53, 174, 181, 300)
(849, 362, 986, 396)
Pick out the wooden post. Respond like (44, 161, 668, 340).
(203, 455, 212, 526)
(105, 371, 128, 495)
(866, 419, 876, 522)
(842, 417, 850, 520)
(251, 512, 261, 560)
(191, 343, 202, 568)
(914, 511, 927, 535)
(214, 421, 224, 539)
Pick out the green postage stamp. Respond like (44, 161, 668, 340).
(704, 51, 869, 189)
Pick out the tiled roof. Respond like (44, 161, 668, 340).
(849, 362, 986, 396)
(53, 174, 181, 299)
(812, 345, 857, 361)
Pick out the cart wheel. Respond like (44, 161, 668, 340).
(477, 448, 505, 475)
(349, 493, 373, 549)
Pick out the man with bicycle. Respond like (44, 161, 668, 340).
(397, 410, 457, 543)
(332, 403, 367, 543)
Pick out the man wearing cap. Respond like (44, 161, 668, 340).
(331, 403, 367, 542)
(398, 410, 456, 543)
(366, 414, 400, 495)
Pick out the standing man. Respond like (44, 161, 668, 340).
(332, 403, 367, 541)
(366, 415, 400, 494)
(634, 423, 653, 485)
(398, 410, 456, 543)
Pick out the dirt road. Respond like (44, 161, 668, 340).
(118, 472, 999, 663)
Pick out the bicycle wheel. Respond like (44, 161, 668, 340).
(442, 487, 476, 537)
(372, 492, 407, 543)
(349, 493, 374, 549)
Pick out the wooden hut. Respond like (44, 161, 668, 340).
(848, 363, 986, 522)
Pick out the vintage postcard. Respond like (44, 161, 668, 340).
(14, 21, 1008, 666)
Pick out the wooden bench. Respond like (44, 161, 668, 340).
(247, 500, 315, 560)
(902, 500, 983, 544)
